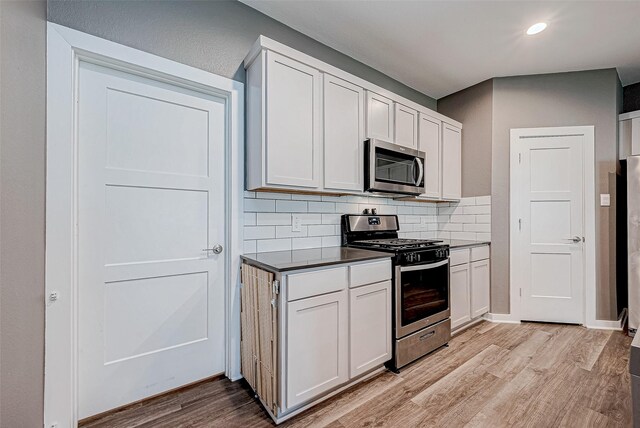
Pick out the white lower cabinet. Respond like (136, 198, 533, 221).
(286, 290, 349, 409)
(449, 245, 490, 331)
(280, 259, 392, 416)
(450, 263, 471, 329)
(470, 259, 490, 318)
(349, 280, 392, 377)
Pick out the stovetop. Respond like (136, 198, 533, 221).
(351, 238, 444, 251)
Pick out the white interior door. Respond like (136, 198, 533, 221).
(514, 134, 584, 324)
(77, 61, 226, 418)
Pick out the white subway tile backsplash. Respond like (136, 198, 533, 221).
(292, 237, 323, 250)
(322, 236, 341, 247)
(308, 224, 335, 237)
(257, 212, 291, 226)
(463, 223, 491, 233)
(476, 215, 491, 224)
(335, 202, 359, 213)
(276, 225, 308, 238)
(245, 198, 275, 212)
(450, 231, 477, 241)
(308, 201, 336, 213)
(243, 192, 490, 253)
(243, 240, 257, 253)
(321, 214, 341, 225)
(397, 206, 413, 215)
(463, 205, 491, 215)
(244, 212, 256, 226)
(244, 226, 276, 240)
(276, 200, 307, 213)
(257, 238, 291, 252)
(296, 213, 322, 224)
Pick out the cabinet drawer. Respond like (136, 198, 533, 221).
(349, 259, 392, 288)
(470, 245, 490, 262)
(449, 248, 470, 266)
(287, 266, 347, 301)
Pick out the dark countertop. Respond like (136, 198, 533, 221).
(631, 333, 640, 375)
(441, 239, 491, 249)
(241, 247, 391, 273)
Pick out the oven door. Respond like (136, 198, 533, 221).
(366, 139, 425, 195)
(395, 259, 450, 338)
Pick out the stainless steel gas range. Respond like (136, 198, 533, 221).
(341, 214, 451, 371)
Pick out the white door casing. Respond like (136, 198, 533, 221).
(77, 62, 226, 418)
(45, 24, 244, 427)
(510, 127, 596, 326)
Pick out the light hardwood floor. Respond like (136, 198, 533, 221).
(80, 322, 633, 428)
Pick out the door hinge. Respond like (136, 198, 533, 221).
(519, 153, 522, 164)
(519, 288, 522, 297)
(272, 280, 280, 296)
(519, 218, 522, 231)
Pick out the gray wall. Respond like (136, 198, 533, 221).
(491, 69, 620, 318)
(437, 79, 493, 197)
(0, 1, 47, 426)
(47, 0, 437, 110)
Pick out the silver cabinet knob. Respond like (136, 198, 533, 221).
(203, 244, 223, 254)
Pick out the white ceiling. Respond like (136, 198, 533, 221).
(241, 0, 640, 99)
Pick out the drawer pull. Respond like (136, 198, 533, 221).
(419, 331, 435, 341)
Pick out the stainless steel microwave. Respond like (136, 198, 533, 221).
(364, 139, 426, 195)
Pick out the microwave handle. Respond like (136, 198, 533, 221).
(414, 157, 424, 186)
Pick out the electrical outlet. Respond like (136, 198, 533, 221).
(600, 193, 611, 207)
(292, 214, 302, 232)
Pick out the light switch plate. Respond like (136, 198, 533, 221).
(600, 194, 611, 207)
(292, 214, 302, 232)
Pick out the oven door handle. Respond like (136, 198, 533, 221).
(400, 259, 449, 272)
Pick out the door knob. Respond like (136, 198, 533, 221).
(564, 236, 582, 243)
(203, 244, 223, 254)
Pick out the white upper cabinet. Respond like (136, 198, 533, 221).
(265, 52, 322, 189)
(366, 91, 395, 142)
(442, 123, 462, 200)
(394, 104, 418, 149)
(244, 36, 461, 196)
(418, 113, 442, 199)
(324, 75, 365, 192)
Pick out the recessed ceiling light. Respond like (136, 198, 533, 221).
(526, 22, 548, 35)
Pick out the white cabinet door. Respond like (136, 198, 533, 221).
(394, 103, 418, 149)
(266, 51, 322, 189)
(286, 290, 348, 409)
(442, 124, 462, 200)
(450, 263, 471, 329)
(470, 258, 490, 318)
(419, 113, 442, 199)
(324, 74, 365, 192)
(366, 91, 394, 142)
(349, 281, 391, 378)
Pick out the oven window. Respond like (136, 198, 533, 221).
(400, 262, 449, 326)
(375, 147, 416, 185)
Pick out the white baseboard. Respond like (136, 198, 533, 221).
(483, 312, 521, 324)
(586, 310, 625, 331)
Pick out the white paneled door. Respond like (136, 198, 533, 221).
(77, 62, 226, 418)
(514, 134, 584, 324)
